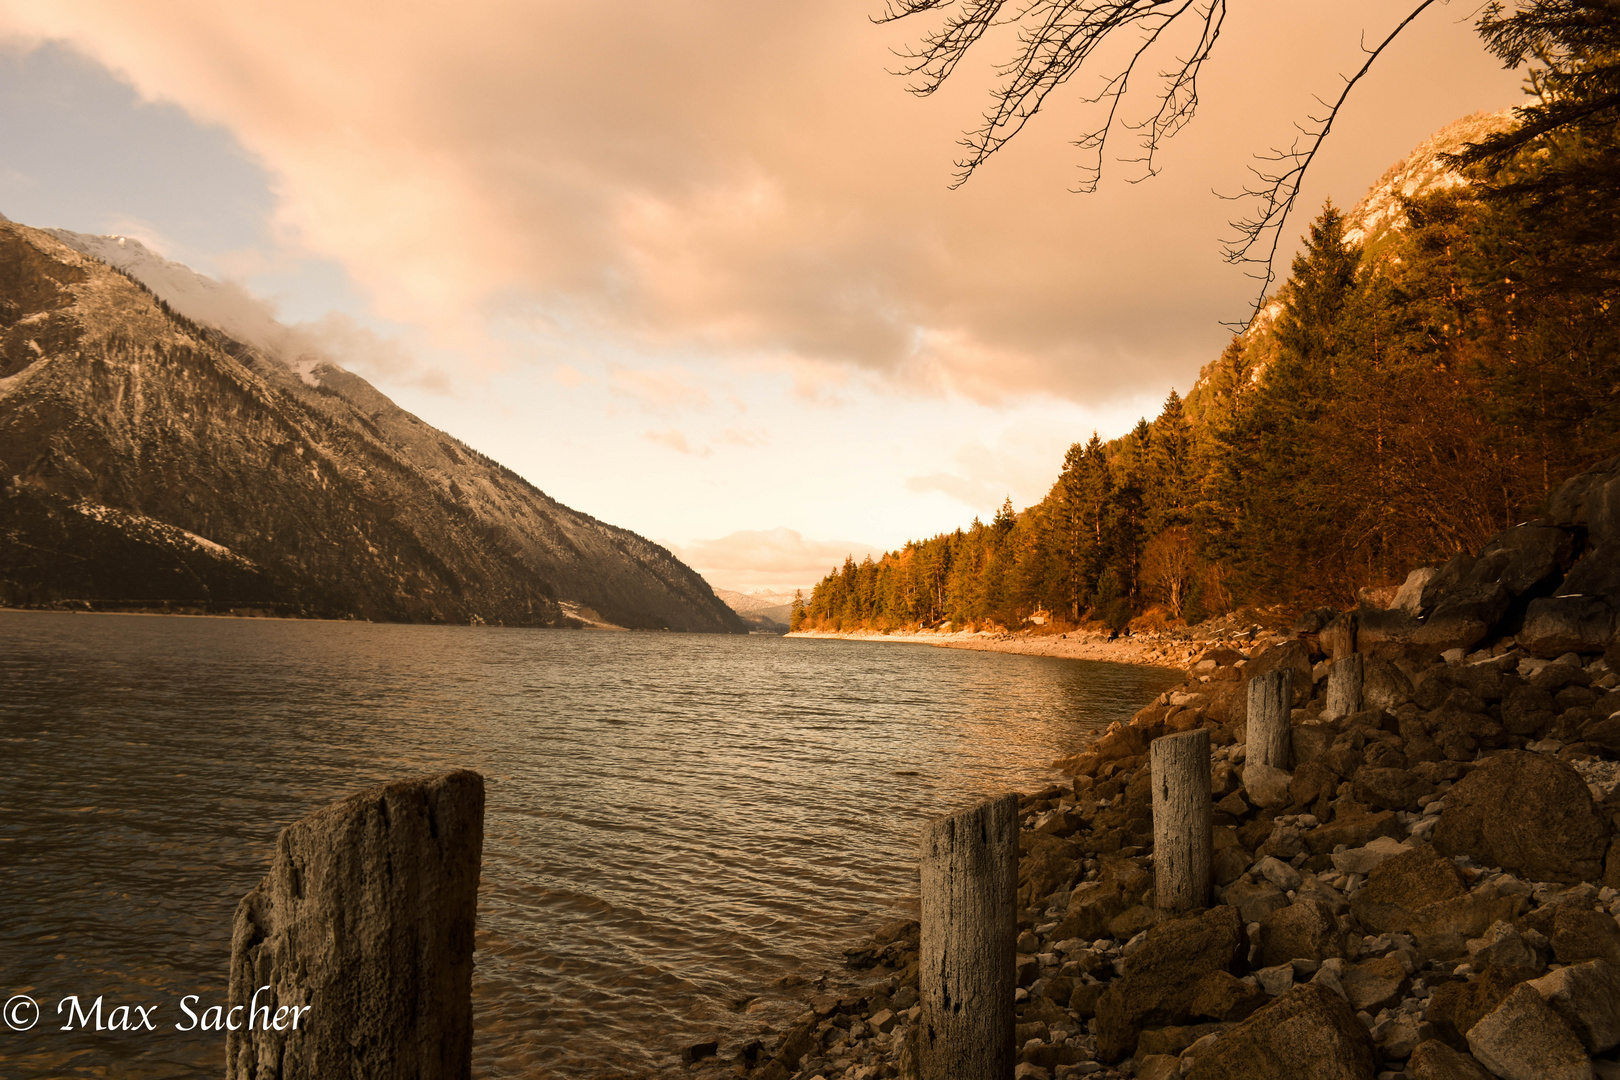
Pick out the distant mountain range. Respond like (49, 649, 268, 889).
(0, 217, 746, 632)
(711, 588, 799, 632)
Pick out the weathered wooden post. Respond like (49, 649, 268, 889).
(1246, 668, 1293, 770)
(1150, 729, 1212, 912)
(225, 769, 484, 1080)
(918, 793, 1017, 1080)
(1323, 654, 1364, 721)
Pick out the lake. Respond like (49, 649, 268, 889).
(0, 610, 1179, 1077)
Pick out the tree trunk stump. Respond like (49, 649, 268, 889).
(225, 770, 484, 1080)
(1151, 729, 1213, 912)
(918, 793, 1017, 1080)
(1247, 668, 1293, 770)
(1324, 654, 1365, 721)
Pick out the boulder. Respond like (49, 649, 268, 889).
(1349, 844, 1467, 935)
(1351, 765, 1432, 812)
(1550, 905, 1620, 967)
(1355, 607, 1424, 651)
(1521, 595, 1617, 658)
(1054, 881, 1131, 941)
(1432, 752, 1609, 884)
(1466, 525, 1579, 598)
(1339, 956, 1410, 1014)
(1361, 657, 1415, 711)
(1406, 1039, 1494, 1080)
(1426, 966, 1537, 1048)
(1220, 879, 1290, 926)
(1392, 568, 1440, 616)
(1188, 970, 1269, 1023)
(1560, 540, 1620, 602)
(1548, 454, 1620, 543)
(1305, 811, 1404, 856)
(1409, 893, 1529, 960)
(1466, 983, 1593, 1080)
(1287, 761, 1338, 809)
(1257, 900, 1345, 967)
(1415, 583, 1511, 651)
(1092, 906, 1244, 1061)
(1330, 836, 1409, 876)
(1530, 959, 1620, 1054)
(1501, 684, 1559, 736)
(1243, 763, 1293, 810)
(1182, 984, 1378, 1080)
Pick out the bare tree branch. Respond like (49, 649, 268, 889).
(877, 0, 1441, 328)
(877, 0, 1228, 191)
(1218, 0, 1440, 329)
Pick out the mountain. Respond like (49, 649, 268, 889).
(711, 588, 799, 632)
(0, 219, 746, 632)
(1183, 108, 1517, 427)
(1341, 108, 1515, 254)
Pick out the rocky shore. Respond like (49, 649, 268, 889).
(784, 615, 1277, 670)
(678, 456, 1620, 1080)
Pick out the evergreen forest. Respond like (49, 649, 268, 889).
(796, 6, 1620, 634)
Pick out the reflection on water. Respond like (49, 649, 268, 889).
(0, 611, 1178, 1077)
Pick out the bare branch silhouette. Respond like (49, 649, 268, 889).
(1218, 0, 1440, 328)
(877, 0, 1440, 327)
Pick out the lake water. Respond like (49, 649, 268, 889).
(0, 611, 1179, 1078)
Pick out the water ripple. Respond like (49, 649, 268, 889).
(0, 611, 1177, 1078)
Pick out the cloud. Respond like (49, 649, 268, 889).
(0, 2, 1524, 402)
(667, 527, 882, 593)
(610, 365, 711, 414)
(644, 429, 710, 457)
(905, 472, 1007, 511)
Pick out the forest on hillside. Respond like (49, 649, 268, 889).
(796, 9, 1620, 635)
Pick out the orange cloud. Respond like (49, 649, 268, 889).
(0, 1, 1525, 401)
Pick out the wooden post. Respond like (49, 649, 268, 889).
(225, 770, 484, 1080)
(1323, 654, 1364, 721)
(918, 794, 1017, 1080)
(1151, 729, 1213, 913)
(1246, 668, 1292, 770)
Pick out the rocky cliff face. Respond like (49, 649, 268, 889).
(0, 219, 745, 631)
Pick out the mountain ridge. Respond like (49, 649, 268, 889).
(0, 218, 746, 632)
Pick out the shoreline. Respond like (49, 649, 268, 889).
(707, 608, 1620, 1079)
(786, 626, 1222, 670)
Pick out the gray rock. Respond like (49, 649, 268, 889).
(1531, 959, 1620, 1053)
(1467, 983, 1592, 1080)
(1362, 657, 1415, 712)
(1406, 1039, 1493, 1080)
(1221, 879, 1289, 926)
(1548, 455, 1620, 544)
(1468, 920, 1543, 972)
(1255, 963, 1295, 996)
(1184, 984, 1378, 1080)
(1256, 856, 1302, 892)
(1376, 1011, 1433, 1059)
(1331, 837, 1409, 877)
(1339, 956, 1409, 1014)
(1244, 763, 1293, 810)
(1521, 595, 1617, 659)
(1257, 899, 1345, 967)
(1392, 569, 1439, 616)
(1433, 751, 1609, 884)
(225, 770, 484, 1080)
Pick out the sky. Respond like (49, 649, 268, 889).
(0, 2, 1526, 593)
